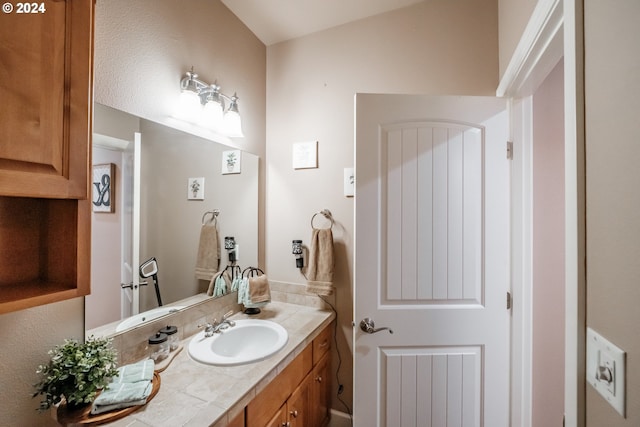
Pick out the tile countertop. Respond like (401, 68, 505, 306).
(99, 302, 335, 427)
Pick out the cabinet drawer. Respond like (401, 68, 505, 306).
(313, 323, 332, 365)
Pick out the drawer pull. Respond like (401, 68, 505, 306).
(315, 376, 323, 383)
(318, 340, 329, 348)
(290, 410, 298, 418)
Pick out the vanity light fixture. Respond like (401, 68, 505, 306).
(177, 68, 244, 138)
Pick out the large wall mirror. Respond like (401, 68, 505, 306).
(86, 103, 258, 337)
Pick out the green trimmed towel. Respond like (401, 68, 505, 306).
(90, 381, 152, 414)
(112, 358, 154, 383)
(90, 359, 155, 415)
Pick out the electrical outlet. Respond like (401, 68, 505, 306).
(587, 327, 625, 417)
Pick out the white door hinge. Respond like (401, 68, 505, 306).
(506, 141, 514, 160)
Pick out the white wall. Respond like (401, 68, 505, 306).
(532, 59, 565, 427)
(266, 0, 499, 411)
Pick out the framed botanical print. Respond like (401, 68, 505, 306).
(222, 150, 241, 174)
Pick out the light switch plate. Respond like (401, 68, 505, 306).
(587, 327, 626, 417)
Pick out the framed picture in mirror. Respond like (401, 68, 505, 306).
(92, 163, 115, 213)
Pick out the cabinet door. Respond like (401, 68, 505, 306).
(0, 0, 93, 199)
(265, 404, 287, 427)
(310, 353, 332, 427)
(287, 375, 310, 427)
(228, 409, 245, 427)
(246, 346, 312, 426)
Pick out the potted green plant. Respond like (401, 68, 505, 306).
(33, 336, 118, 414)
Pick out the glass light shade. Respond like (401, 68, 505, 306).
(176, 90, 202, 123)
(223, 110, 244, 138)
(200, 99, 224, 130)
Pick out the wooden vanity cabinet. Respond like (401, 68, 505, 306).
(246, 322, 333, 427)
(0, 0, 95, 314)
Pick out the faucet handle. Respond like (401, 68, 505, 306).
(221, 310, 234, 321)
(197, 321, 216, 337)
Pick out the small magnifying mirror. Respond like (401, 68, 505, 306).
(139, 257, 163, 306)
(140, 258, 159, 278)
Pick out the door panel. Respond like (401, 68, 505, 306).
(382, 123, 483, 305)
(383, 347, 481, 427)
(354, 94, 509, 427)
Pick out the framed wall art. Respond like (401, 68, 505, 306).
(188, 177, 205, 200)
(92, 163, 115, 213)
(292, 141, 318, 169)
(222, 150, 242, 174)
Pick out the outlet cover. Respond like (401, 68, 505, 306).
(587, 327, 626, 417)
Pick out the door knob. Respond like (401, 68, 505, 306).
(359, 318, 393, 334)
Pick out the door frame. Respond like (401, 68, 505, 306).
(497, 0, 586, 426)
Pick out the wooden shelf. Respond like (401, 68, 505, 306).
(0, 196, 90, 314)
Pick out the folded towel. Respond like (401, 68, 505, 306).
(195, 223, 220, 281)
(237, 276, 270, 308)
(306, 228, 335, 296)
(90, 381, 152, 415)
(112, 359, 154, 384)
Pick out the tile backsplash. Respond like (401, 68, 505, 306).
(109, 281, 328, 365)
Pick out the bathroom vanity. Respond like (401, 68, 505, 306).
(77, 300, 335, 427)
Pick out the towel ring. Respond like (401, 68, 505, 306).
(202, 209, 220, 225)
(311, 209, 334, 229)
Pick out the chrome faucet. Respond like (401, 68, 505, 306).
(201, 310, 236, 337)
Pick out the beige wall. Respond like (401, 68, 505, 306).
(498, 0, 538, 78)
(585, 1, 640, 425)
(0, 299, 84, 426)
(532, 59, 565, 427)
(266, 0, 498, 411)
(0, 2, 265, 426)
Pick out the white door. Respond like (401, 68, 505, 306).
(119, 132, 141, 318)
(354, 94, 510, 427)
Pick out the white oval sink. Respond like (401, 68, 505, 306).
(188, 319, 288, 366)
(115, 306, 185, 332)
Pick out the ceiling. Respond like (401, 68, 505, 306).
(221, 0, 424, 46)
